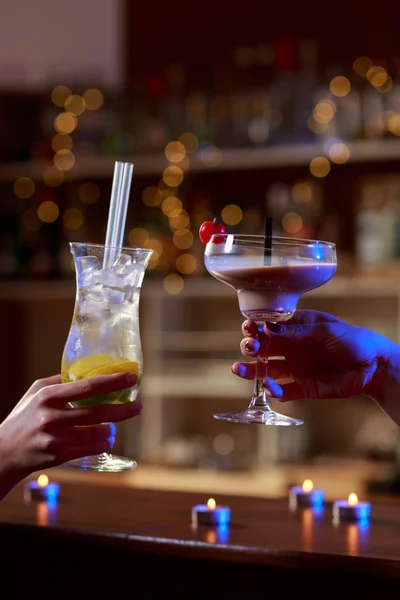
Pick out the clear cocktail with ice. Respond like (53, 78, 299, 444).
(61, 242, 153, 470)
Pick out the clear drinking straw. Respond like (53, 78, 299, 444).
(103, 161, 134, 268)
(103, 161, 124, 269)
(114, 162, 134, 252)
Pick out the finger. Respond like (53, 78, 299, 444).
(64, 400, 143, 426)
(276, 381, 306, 402)
(67, 422, 117, 446)
(39, 373, 137, 407)
(57, 438, 117, 464)
(240, 337, 260, 357)
(242, 320, 259, 337)
(27, 375, 62, 396)
(232, 359, 291, 381)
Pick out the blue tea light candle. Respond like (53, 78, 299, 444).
(192, 497, 231, 526)
(289, 479, 325, 510)
(333, 493, 371, 523)
(24, 474, 60, 503)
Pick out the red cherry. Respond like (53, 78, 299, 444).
(199, 220, 216, 244)
(199, 218, 226, 244)
(211, 218, 226, 244)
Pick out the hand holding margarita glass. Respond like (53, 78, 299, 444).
(201, 222, 337, 426)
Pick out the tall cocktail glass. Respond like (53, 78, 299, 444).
(204, 234, 337, 426)
(61, 242, 153, 471)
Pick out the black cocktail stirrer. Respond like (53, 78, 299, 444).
(264, 216, 272, 266)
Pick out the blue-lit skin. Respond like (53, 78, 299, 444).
(233, 310, 400, 426)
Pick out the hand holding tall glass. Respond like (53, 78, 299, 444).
(61, 161, 153, 471)
(204, 233, 337, 426)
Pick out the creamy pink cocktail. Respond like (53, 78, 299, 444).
(206, 260, 336, 322)
(204, 233, 337, 426)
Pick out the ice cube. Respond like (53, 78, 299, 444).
(76, 256, 102, 288)
(124, 268, 145, 289)
(83, 283, 104, 302)
(103, 286, 126, 303)
(113, 253, 132, 275)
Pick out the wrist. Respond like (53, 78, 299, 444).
(367, 340, 400, 426)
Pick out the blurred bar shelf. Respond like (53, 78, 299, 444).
(1, 139, 400, 181)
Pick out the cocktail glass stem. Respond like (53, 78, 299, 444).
(249, 325, 271, 410)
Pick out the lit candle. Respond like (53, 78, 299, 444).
(24, 474, 60, 503)
(289, 479, 325, 510)
(333, 493, 371, 523)
(191, 497, 231, 526)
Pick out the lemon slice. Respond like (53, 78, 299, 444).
(67, 354, 114, 381)
(86, 360, 139, 378)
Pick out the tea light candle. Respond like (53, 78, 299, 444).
(192, 497, 231, 526)
(289, 479, 325, 510)
(333, 493, 371, 523)
(24, 474, 60, 502)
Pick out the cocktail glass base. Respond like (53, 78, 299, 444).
(213, 408, 303, 426)
(64, 452, 137, 472)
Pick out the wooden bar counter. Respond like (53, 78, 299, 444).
(1, 473, 400, 596)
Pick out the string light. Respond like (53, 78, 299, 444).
(14, 177, 35, 199)
(82, 89, 104, 110)
(63, 208, 84, 230)
(54, 112, 77, 134)
(221, 204, 243, 225)
(329, 76, 351, 97)
(51, 85, 72, 107)
(38, 201, 59, 223)
(43, 166, 65, 187)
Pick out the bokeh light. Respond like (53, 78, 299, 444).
(309, 156, 331, 178)
(163, 273, 184, 294)
(163, 165, 184, 187)
(388, 115, 400, 136)
(169, 212, 190, 229)
(328, 142, 350, 164)
(329, 76, 351, 97)
(164, 141, 186, 162)
(352, 56, 373, 77)
(291, 181, 313, 204)
(213, 434, 234, 455)
(144, 238, 163, 256)
(64, 94, 86, 116)
(21, 208, 41, 231)
(308, 116, 329, 134)
(63, 208, 84, 230)
(43, 166, 65, 187)
(366, 65, 388, 87)
(14, 177, 35, 199)
(173, 229, 194, 249)
(51, 85, 72, 107)
(176, 253, 197, 275)
(282, 212, 303, 234)
(178, 132, 199, 153)
(38, 201, 59, 223)
(79, 182, 101, 204)
(199, 146, 223, 167)
(128, 227, 150, 247)
(83, 89, 104, 110)
(54, 112, 77, 134)
(162, 196, 182, 216)
(142, 186, 163, 207)
(51, 134, 73, 152)
(54, 149, 75, 171)
(221, 204, 243, 225)
(313, 100, 336, 124)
